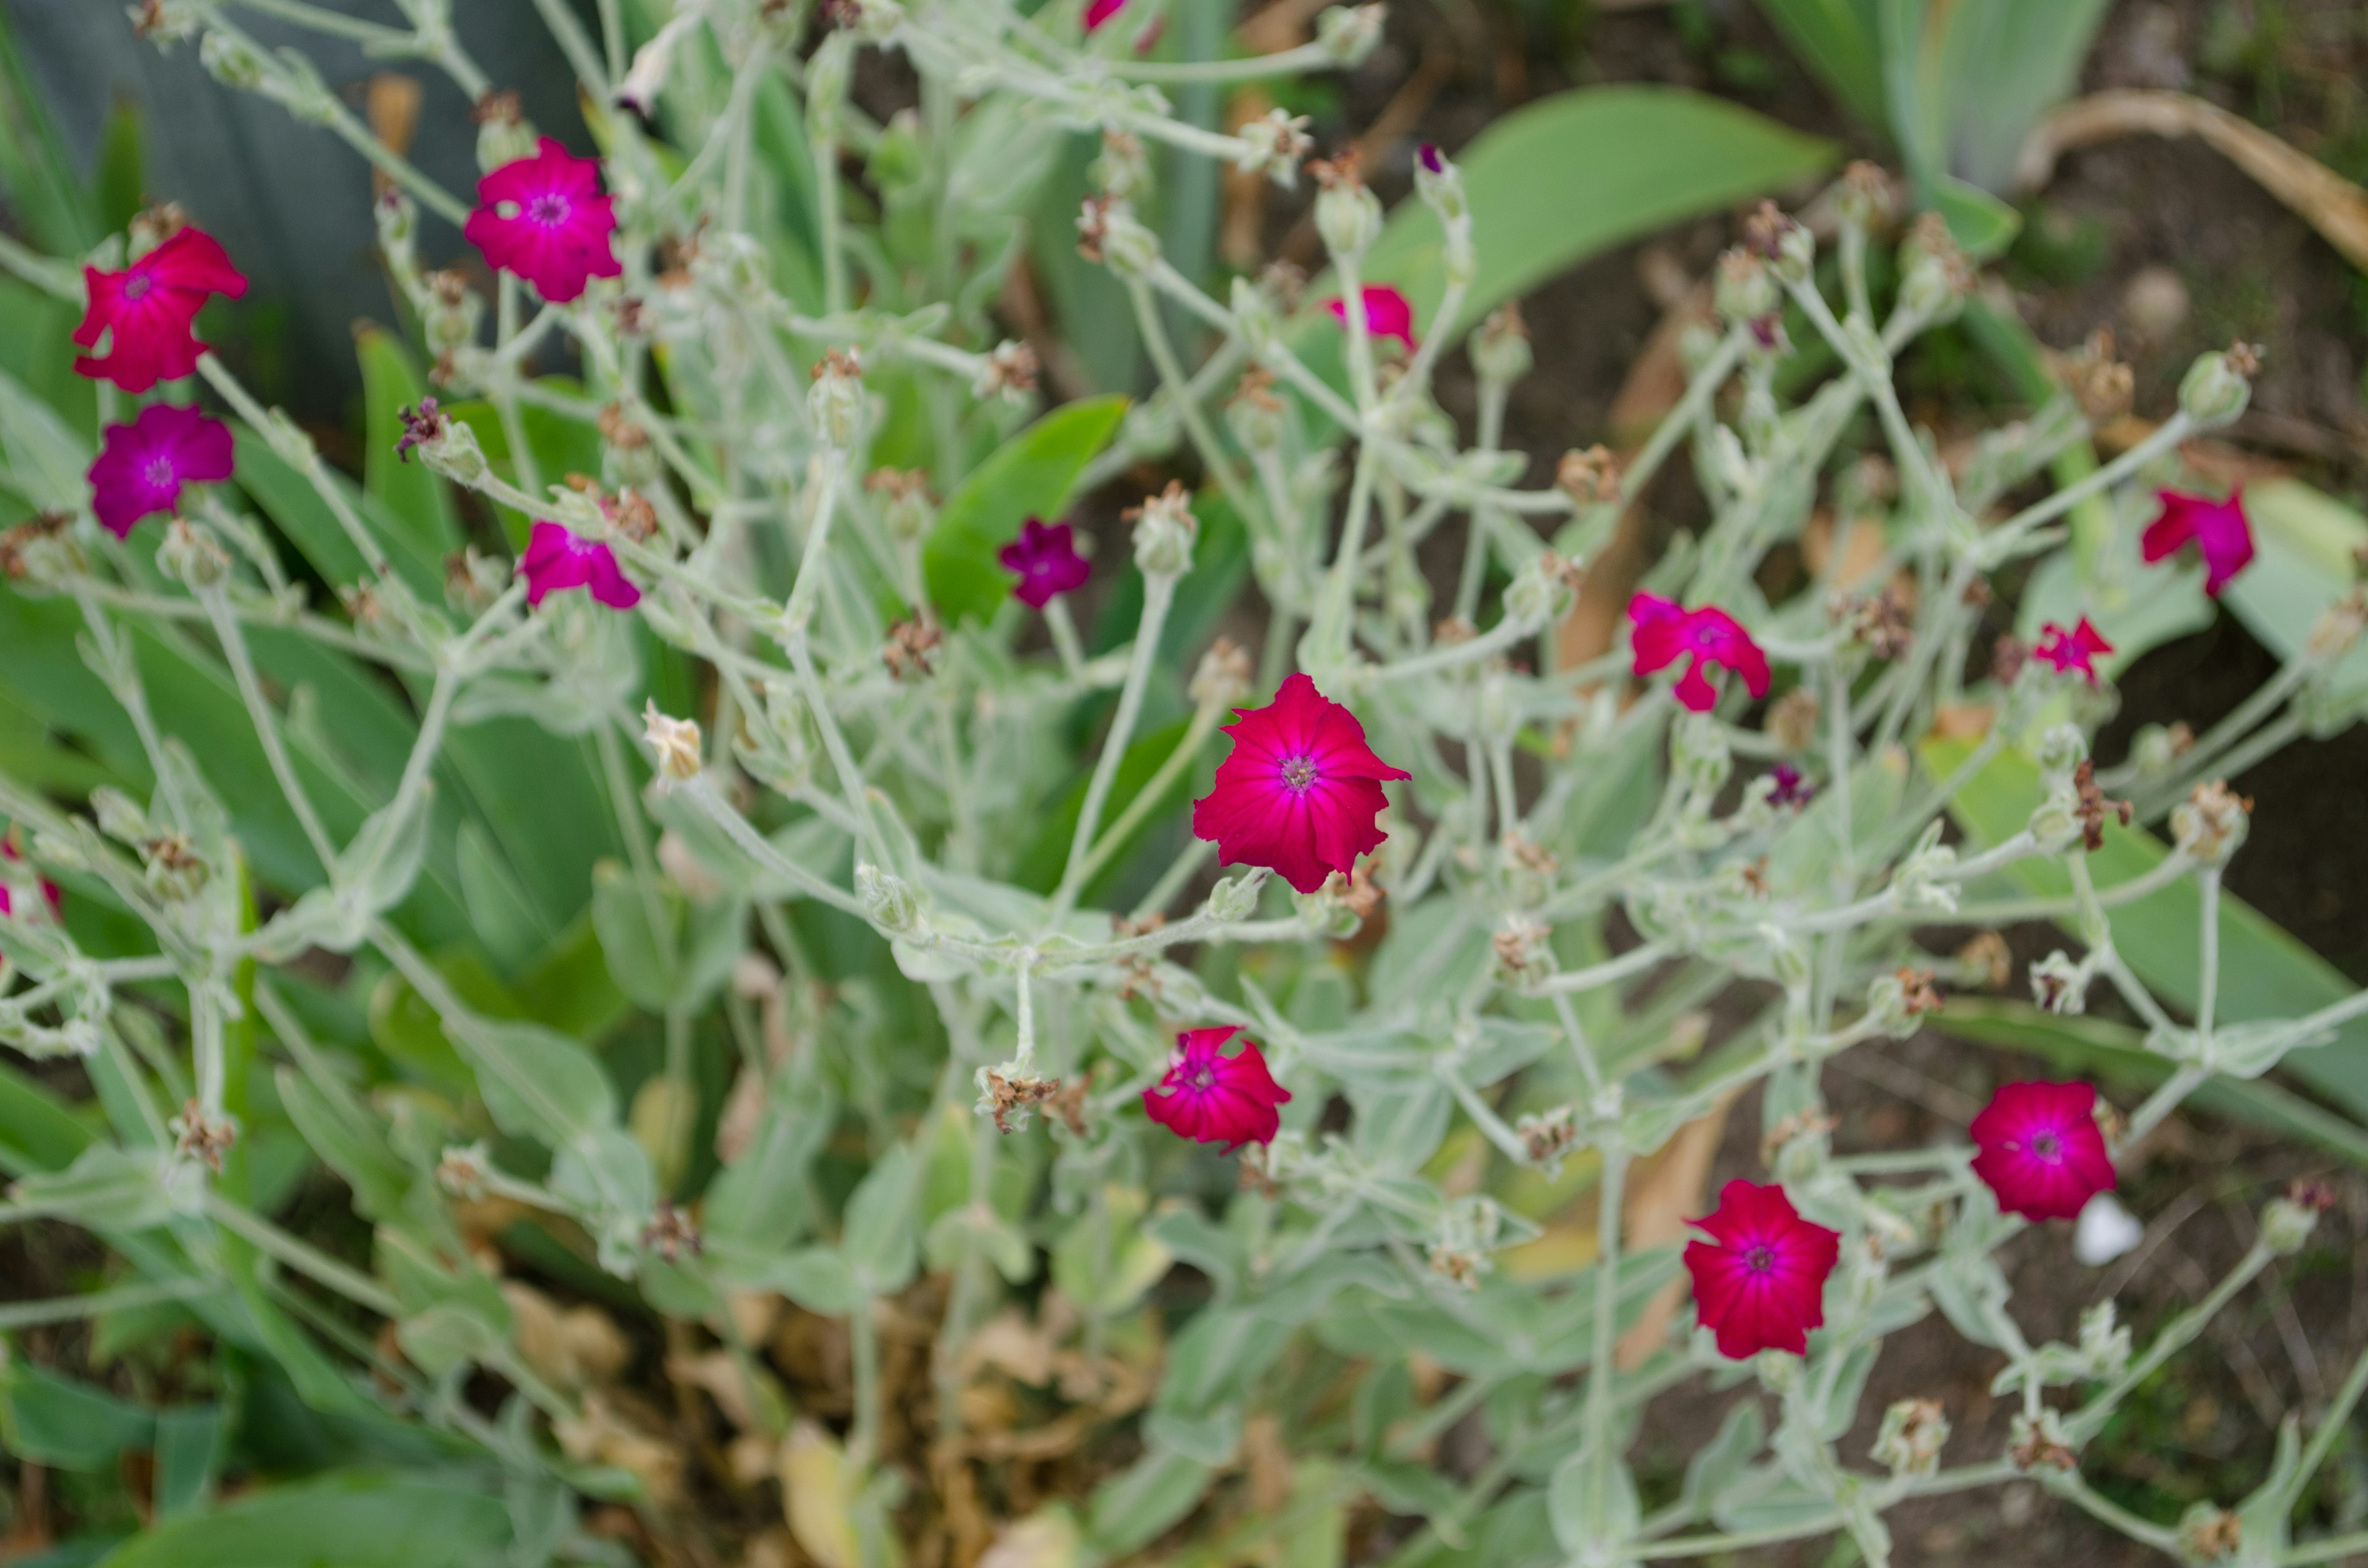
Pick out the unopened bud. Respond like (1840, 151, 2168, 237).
(2178, 342, 2259, 425)
(808, 348, 868, 448)
(1834, 160, 1897, 232)
(1714, 248, 1778, 324)
(1310, 152, 1382, 263)
(1128, 481, 1198, 578)
(1190, 638, 1252, 708)
(1315, 3, 1386, 65)
(157, 519, 232, 589)
(855, 863, 919, 932)
(1471, 302, 1532, 387)
(1206, 872, 1262, 923)
(1871, 1398, 1949, 1478)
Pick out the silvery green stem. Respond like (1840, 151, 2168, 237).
(202, 586, 340, 873)
(2070, 1242, 2273, 1443)
(203, 1189, 403, 1318)
(1053, 571, 1176, 921)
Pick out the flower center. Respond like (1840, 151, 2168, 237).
(1191, 1067, 1215, 1090)
(528, 194, 570, 226)
(1743, 1244, 1777, 1275)
(2029, 1130, 2063, 1162)
(121, 273, 155, 302)
(142, 457, 177, 489)
(1281, 755, 1318, 790)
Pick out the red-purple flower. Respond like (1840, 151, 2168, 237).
(1325, 285, 1418, 352)
(464, 138, 623, 305)
(1628, 593, 1772, 713)
(1768, 763, 1814, 808)
(1142, 1025, 1291, 1149)
(86, 403, 236, 540)
(2142, 489, 2255, 598)
(2032, 618, 2113, 684)
(1085, 0, 1127, 29)
(73, 226, 248, 393)
(519, 520, 639, 610)
(1684, 1180, 1841, 1359)
(1970, 1080, 2116, 1223)
(998, 517, 1090, 609)
(1191, 671, 1412, 895)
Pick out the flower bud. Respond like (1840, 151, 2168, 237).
(1713, 247, 1778, 324)
(855, 863, 919, 932)
(1896, 213, 1973, 322)
(865, 468, 935, 543)
(1310, 155, 1383, 265)
(1225, 366, 1286, 452)
(1095, 200, 1162, 278)
(1129, 481, 1198, 578)
(2177, 342, 2258, 425)
(1092, 128, 1150, 200)
(1315, 4, 1386, 65)
(470, 89, 535, 170)
(2030, 950, 2089, 1016)
(2175, 1504, 2241, 1565)
(808, 347, 868, 448)
(642, 702, 702, 783)
(1743, 200, 1812, 284)
(971, 341, 1040, 406)
(142, 831, 210, 902)
(157, 519, 232, 589)
(1189, 638, 1252, 709)
(413, 409, 491, 487)
(1833, 160, 1897, 233)
(1471, 302, 1532, 388)
(1206, 872, 1262, 922)
(2259, 1179, 2335, 1255)
(437, 1141, 493, 1200)
(1412, 142, 1466, 226)
(91, 788, 149, 845)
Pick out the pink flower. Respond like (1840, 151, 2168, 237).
(463, 138, 623, 305)
(73, 227, 248, 393)
(2142, 489, 2255, 597)
(1325, 285, 1418, 352)
(0, 841, 60, 920)
(86, 403, 236, 540)
(1191, 671, 1412, 895)
(1684, 1180, 1841, 1359)
(2032, 617, 2113, 684)
(1142, 1025, 1291, 1149)
(998, 517, 1090, 609)
(1085, 0, 1127, 30)
(1970, 1080, 2116, 1223)
(1627, 593, 1772, 713)
(519, 520, 639, 609)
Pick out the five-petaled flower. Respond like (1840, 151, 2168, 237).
(464, 137, 623, 305)
(998, 517, 1090, 609)
(1970, 1080, 2116, 1222)
(73, 226, 248, 392)
(1685, 1180, 1841, 1358)
(1326, 285, 1417, 352)
(87, 403, 236, 540)
(1085, 0, 1127, 28)
(1629, 593, 1772, 713)
(519, 520, 640, 609)
(2142, 490, 2255, 598)
(2033, 618, 2113, 685)
(1191, 671, 1412, 895)
(1142, 1025, 1291, 1149)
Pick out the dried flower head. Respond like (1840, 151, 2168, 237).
(1556, 445, 1624, 508)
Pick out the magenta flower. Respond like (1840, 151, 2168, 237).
(464, 138, 623, 305)
(1768, 763, 1814, 808)
(1970, 1080, 2116, 1223)
(1325, 285, 1418, 352)
(1684, 1180, 1841, 1359)
(1191, 671, 1412, 895)
(519, 520, 639, 610)
(1085, 0, 1127, 28)
(2142, 489, 2255, 597)
(1142, 1025, 1291, 1149)
(1628, 593, 1772, 713)
(73, 226, 248, 393)
(87, 404, 236, 540)
(2032, 618, 2113, 684)
(998, 517, 1090, 609)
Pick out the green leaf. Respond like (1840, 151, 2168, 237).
(1087, 1445, 1214, 1558)
(1750, 0, 1886, 126)
(459, 1016, 618, 1149)
(1012, 718, 1196, 895)
(151, 1406, 225, 1519)
(1936, 998, 2368, 1168)
(1361, 88, 1838, 339)
(1927, 0, 2112, 191)
(923, 395, 1129, 623)
(356, 327, 460, 562)
(841, 1142, 921, 1297)
(274, 1065, 410, 1223)
(0, 7, 94, 256)
(1930, 175, 2022, 259)
(588, 860, 746, 1013)
(93, 1470, 510, 1568)
(0, 1059, 93, 1175)
(0, 1361, 154, 1471)
(0, 366, 92, 512)
(93, 100, 144, 240)
(1926, 739, 2368, 1119)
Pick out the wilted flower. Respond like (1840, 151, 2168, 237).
(1142, 1025, 1291, 1149)
(642, 702, 702, 782)
(2032, 618, 2113, 684)
(1628, 593, 1772, 713)
(74, 226, 248, 392)
(2143, 489, 2255, 597)
(87, 404, 235, 540)
(1970, 1081, 2116, 1222)
(520, 520, 639, 610)
(998, 518, 1091, 609)
(1191, 672, 1412, 895)
(464, 138, 622, 304)
(1684, 1180, 1841, 1358)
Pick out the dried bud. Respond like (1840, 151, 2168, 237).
(0, 512, 83, 585)
(1714, 247, 1778, 324)
(2073, 760, 2133, 853)
(1127, 480, 1199, 578)
(2008, 1409, 2078, 1472)
(882, 615, 943, 681)
(1958, 931, 2012, 991)
(445, 547, 506, 616)
(394, 396, 446, 462)
(2169, 779, 2251, 866)
(170, 1100, 237, 1173)
(1871, 1398, 1949, 1478)
(1082, 198, 1159, 276)
(1092, 128, 1149, 200)
(1492, 916, 1550, 986)
(865, 467, 935, 541)
(2175, 1504, 2241, 1564)
(598, 401, 650, 452)
(2308, 589, 2367, 662)
(1309, 149, 1382, 263)
(1897, 212, 1973, 320)
(1235, 108, 1313, 188)
(1190, 638, 1252, 708)
(1743, 200, 1813, 283)
(157, 519, 232, 589)
(641, 1198, 702, 1262)
(642, 702, 702, 782)
(1834, 160, 1897, 232)
(1516, 1105, 1579, 1172)
(1555, 445, 1623, 508)
(1836, 586, 1915, 660)
(808, 347, 868, 448)
(972, 340, 1040, 404)
(1225, 366, 1286, 452)
(2058, 327, 2134, 424)
(976, 1066, 1063, 1135)
(1315, 3, 1386, 65)
(142, 832, 210, 901)
(437, 1141, 493, 1200)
